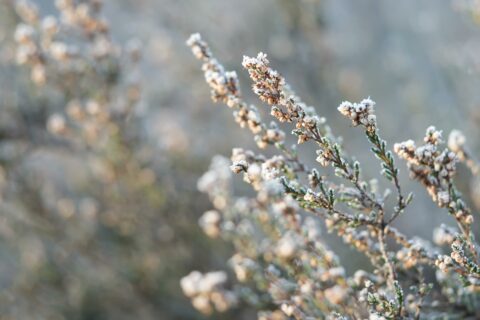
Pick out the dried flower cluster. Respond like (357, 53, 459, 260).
(184, 33, 480, 319)
(12, 0, 141, 146)
(181, 270, 238, 314)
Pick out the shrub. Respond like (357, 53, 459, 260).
(0, 1, 213, 318)
(183, 33, 480, 319)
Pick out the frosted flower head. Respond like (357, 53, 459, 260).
(210, 290, 237, 313)
(242, 52, 284, 105)
(245, 162, 261, 181)
(49, 42, 70, 61)
(16, 0, 39, 24)
(415, 144, 436, 162)
(186, 33, 211, 60)
(360, 98, 375, 112)
(191, 295, 211, 315)
(272, 195, 299, 216)
(230, 160, 248, 174)
(448, 130, 466, 153)
(353, 270, 372, 286)
(15, 45, 36, 65)
(393, 140, 416, 160)
(47, 113, 67, 135)
(275, 232, 301, 259)
(41, 15, 58, 35)
(14, 24, 35, 44)
(337, 101, 353, 116)
(433, 224, 456, 246)
(281, 303, 295, 317)
(338, 98, 376, 130)
(180, 270, 228, 301)
(258, 179, 284, 202)
(316, 149, 331, 167)
(180, 271, 203, 297)
(324, 285, 347, 305)
(242, 52, 269, 70)
(231, 148, 255, 163)
(265, 127, 285, 143)
(303, 189, 317, 202)
(184, 33, 198, 49)
(197, 156, 231, 206)
(436, 191, 450, 207)
(424, 126, 443, 145)
(199, 210, 222, 238)
(31, 64, 46, 85)
(199, 271, 227, 293)
(188, 35, 241, 105)
(229, 254, 256, 282)
(304, 217, 321, 240)
(261, 157, 284, 181)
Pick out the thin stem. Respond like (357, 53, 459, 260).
(366, 129, 408, 226)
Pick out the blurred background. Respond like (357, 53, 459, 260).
(0, 0, 480, 319)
